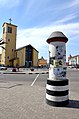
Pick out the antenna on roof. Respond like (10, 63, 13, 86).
(9, 18, 12, 24)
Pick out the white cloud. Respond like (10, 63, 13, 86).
(17, 22, 79, 59)
(1, 21, 79, 58)
(56, 0, 79, 11)
(17, 27, 49, 50)
(54, 14, 78, 24)
(68, 0, 79, 8)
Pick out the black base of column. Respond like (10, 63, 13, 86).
(46, 79, 69, 107)
(46, 99, 69, 107)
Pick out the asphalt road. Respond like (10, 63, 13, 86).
(0, 69, 79, 88)
(0, 69, 79, 119)
(0, 73, 47, 86)
(67, 69, 79, 93)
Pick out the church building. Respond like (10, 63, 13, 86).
(1, 21, 38, 68)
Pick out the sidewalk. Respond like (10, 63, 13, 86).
(0, 82, 79, 119)
(0, 68, 49, 74)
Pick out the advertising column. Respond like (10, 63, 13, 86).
(46, 31, 69, 106)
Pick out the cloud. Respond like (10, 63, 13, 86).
(67, 0, 79, 8)
(17, 22, 79, 59)
(22, 0, 52, 21)
(54, 14, 78, 24)
(17, 27, 49, 50)
(0, 0, 79, 60)
(54, 0, 79, 11)
(21, 0, 79, 29)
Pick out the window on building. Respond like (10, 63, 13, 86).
(3, 27, 5, 34)
(8, 26, 12, 33)
(7, 56, 9, 59)
(26, 47, 32, 61)
(8, 39, 10, 42)
(12, 49, 13, 52)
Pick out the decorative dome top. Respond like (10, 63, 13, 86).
(47, 31, 68, 43)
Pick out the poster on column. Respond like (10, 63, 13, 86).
(53, 67, 66, 78)
(53, 60, 63, 67)
(56, 46, 66, 59)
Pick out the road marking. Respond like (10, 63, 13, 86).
(31, 74, 39, 86)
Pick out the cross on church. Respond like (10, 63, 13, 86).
(9, 18, 12, 24)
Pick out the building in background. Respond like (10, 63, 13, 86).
(1, 22, 38, 68)
(14, 44, 38, 68)
(68, 55, 79, 68)
(38, 56, 47, 67)
(1, 22, 17, 66)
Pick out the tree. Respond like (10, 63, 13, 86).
(0, 38, 6, 50)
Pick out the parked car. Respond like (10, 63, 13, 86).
(0, 65, 7, 70)
(12, 68, 16, 72)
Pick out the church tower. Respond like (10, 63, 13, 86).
(1, 20, 17, 66)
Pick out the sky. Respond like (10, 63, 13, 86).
(0, 0, 79, 62)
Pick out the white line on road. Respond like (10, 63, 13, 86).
(31, 74, 39, 86)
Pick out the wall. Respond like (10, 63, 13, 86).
(32, 48, 38, 67)
(16, 48, 26, 67)
(14, 58, 19, 67)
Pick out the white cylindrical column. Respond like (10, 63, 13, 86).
(46, 31, 69, 106)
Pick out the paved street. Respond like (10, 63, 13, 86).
(0, 69, 79, 119)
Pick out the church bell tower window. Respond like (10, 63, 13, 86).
(8, 26, 12, 33)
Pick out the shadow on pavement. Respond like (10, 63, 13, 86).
(0, 84, 23, 89)
(66, 100, 79, 109)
